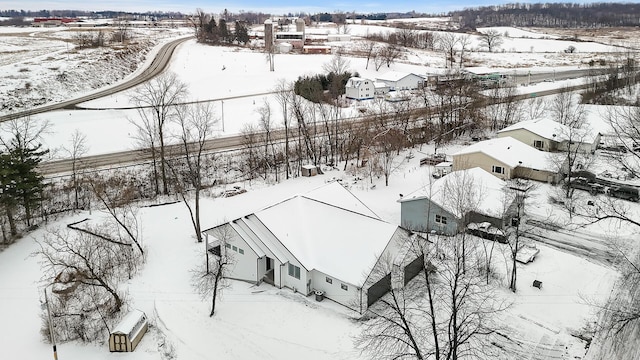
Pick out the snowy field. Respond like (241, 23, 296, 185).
(0, 22, 638, 359)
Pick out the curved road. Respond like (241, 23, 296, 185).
(0, 35, 192, 123)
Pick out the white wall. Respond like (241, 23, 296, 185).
(311, 270, 360, 309)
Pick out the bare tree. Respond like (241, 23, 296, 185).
(130, 72, 188, 196)
(274, 80, 292, 179)
(322, 52, 351, 75)
(357, 233, 508, 360)
(362, 41, 377, 70)
(86, 176, 144, 255)
(457, 34, 472, 68)
(438, 32, 459, 69)
(35, 224, 142, 341)
(479, 30, 503, 53)
(170, 103, 217, 243)
(61, 130, 88, 211)
(194, 225, 235, 317)
(503, 179, 534, 292)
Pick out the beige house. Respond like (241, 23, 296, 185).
(452, 136, 562, 183)
(497, 118, 601, 154)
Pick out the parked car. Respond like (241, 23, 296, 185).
(568, 177, 605, 195)
(466, 222, 508, 243)
(607, 185, 639, 202)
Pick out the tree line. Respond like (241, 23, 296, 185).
(452, 2, 640, 29)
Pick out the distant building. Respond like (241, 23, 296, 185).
(264, 19, 274, 52)
(345, 77, 375, 100)
(376, 71, 425, 91)
(497, 118, 601, 154)
(303, 45, 331, 54)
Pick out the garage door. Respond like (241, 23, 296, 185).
(367, 273, 391, 307)
(404, 254, 424, 285)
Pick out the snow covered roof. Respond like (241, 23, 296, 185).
(374, 82, 388, 88)
(346, 77, 372, 88)
(111, 309, 146, 338)
(498, 118, 599, 144)
(453, 136, 554, 172)
(302, 181, 379, 218)
(255, 195, 398, 285)
(376, 71, 422, 82)
(399, 167, 511, 218)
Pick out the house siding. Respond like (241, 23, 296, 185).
(205, 225, 260, 284)
(311, 269, 359, 309)
(400, 198, 460, 235)
(498, 129, 558, 152)
(452, 153, 512, 180)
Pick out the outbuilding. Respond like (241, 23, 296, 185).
(108, 309, 148, 352)
(301, 164, 319, 177)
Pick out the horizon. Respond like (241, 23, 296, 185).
(0, 0, 629, 16)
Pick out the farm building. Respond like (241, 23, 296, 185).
(303, 45, 332, 54)
(202, 182, 426, 313)
(108, 309, 148, 352)
(497, 118, 601, 154)
(452, 136, 562, 183)
(376, 71, 425, 91)
(345, 77, 375, 100)
(399, 167, 515, 235)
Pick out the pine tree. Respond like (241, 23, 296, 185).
(235, 21, 249, 45)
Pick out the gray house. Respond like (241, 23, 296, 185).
(399, 167, 515, 235)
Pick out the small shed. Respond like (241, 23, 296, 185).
(302, 164, 318, 177)
(109, 309, 148, 352)
(434, 162, 453, 178)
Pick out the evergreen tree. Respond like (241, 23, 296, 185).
(218, 19, 231, 43)
(10, 144, 48, 227)
(235, 21, 249, 45)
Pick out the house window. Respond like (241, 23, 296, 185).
(326, 277, 332, 284)
(225, 243, 231, 249)
(232, 245, 237, 252)
(238, 248, 244, 255)
(341, 283, 348, 291)
(534, 140, 544, 149)
(492, 165, 505, 175)
(435, 214, 447, 225)
(288, 263, 301, 279)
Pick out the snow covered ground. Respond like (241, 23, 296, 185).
(0, 23, 637, 359)
(0, 148, 621, 359)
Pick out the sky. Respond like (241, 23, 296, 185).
(1, 0, 630, 16)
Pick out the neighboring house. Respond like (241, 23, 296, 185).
(399, 167, 515, 235)
(376, 71, 425, 91)
(452, 136, 562, 183)
(202, 182, 425, 313)
(345, 77, 375, 100)
(497, 118, 601, 153)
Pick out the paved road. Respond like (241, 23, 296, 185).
(0, 36, 192, 123)
(523, 219, 618, 267)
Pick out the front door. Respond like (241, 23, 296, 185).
(113, 334, 127, 351)
(266, 257, 273, 271)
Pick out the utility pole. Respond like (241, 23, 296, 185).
(221, 100, 225, 132)
(44, 289, 59, 360)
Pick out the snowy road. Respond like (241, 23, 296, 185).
(523, 218, 618, 267)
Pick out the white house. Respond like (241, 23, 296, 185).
(202, 182, 425, 313)
(376, 71, 425, 91)
(345, 77, 375, 100)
